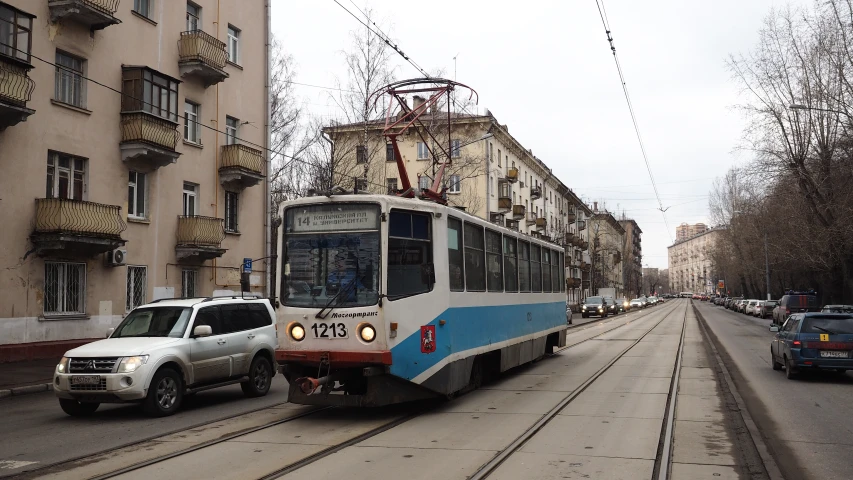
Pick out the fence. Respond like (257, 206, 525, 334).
(34, 198, 126, 238)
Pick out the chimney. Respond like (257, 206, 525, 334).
(594, 201, 598, 212)
(413, 95, 425, 111)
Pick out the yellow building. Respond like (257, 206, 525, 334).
(668, 228, 724, 294)
(589, 205, 626, 298)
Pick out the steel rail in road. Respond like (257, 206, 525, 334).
(467, 300, 688, 480)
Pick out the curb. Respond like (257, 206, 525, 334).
(693, 304, 785, 480)
(0, 382, 53, 400)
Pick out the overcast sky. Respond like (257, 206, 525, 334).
(272, 0, 805, 269)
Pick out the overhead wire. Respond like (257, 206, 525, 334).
(593, 0, 675, 243)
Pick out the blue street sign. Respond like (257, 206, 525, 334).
(242, 258, 252, 273)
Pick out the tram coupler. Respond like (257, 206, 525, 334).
(295, 374, 337, 395)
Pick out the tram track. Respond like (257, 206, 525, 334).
(467, 300, 688, 480)
(20, 303, 681, 480)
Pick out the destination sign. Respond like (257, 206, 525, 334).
(287, 204, 380, 233)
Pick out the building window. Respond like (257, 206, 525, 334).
(386, 143, 395, 162)
(486, 230, 503, 292)
(464, 223, 486, 291)
(447, 217, 464, 291)
(0, 4, 33, 63)
(55, 51, 85, 108)
(451, 139, 461, 158)
(355, 178, 368, 192)
(186, 2, 200, 31)
(225, 191, 239, 232)
(133, 0, 152, 17)
(184, 101, 201, 143)
(417, 142, 429, 160)
(128, 171, 147, 219)
(490, 176, 495, 196)
(126, 266, 147, 311)
(121, 68, 179, 122)
(46, 152, 85, 200)
(386, 178, 398, 195)
(497, 149, 501, 167)
(181, 269, 198, 298)
(182, 182, 197, 216)
(356, 145, 367, 164)
(44, 262, 85, 315)
(225, 116, 238, 145)
(227, 25, 240, 63)
(488, 142, 493, 162)
(448, 174, 461, 194)
(418, 175, 430, 190)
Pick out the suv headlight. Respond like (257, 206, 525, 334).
(56, 356, 69, 374)
(117, 355, 149, 373)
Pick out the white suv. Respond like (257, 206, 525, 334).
(54, 296, 277, 417)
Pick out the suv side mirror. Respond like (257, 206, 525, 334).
(769, 325, 779, 333)
(193, 325, 213, 337)
(106, 327, 115, 338)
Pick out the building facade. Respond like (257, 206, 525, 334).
(324, 108, 596, 308)
(589, 205, 625, 298)
(0, 0, 270, 359)
(618, 217, 642, 298)
(668, 228, 724, 294)
(676, 222, 708, 242)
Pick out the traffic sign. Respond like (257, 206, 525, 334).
(242, 257, 252, 273)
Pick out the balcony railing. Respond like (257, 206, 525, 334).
(564, 232, 574, 245)
(512, 204, 526, 219)
(120, 112, 180, 151)
(49, 0, 120, 16)
(221, 144, 264, 172)
(535, 217, 546, 229)
(178, 30, 229, 86)
(530, 186, 542, 199)
(498, 196, 512, 210)
(566, 212, 576, 223)
(176, 215, 225, 247)
(0, 62, 35, 107)
(506, 167, 518, 183)
(577, 220, 586, 231)
(34, 198, 126, 239)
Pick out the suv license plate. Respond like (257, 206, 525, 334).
(311, 322, 349, 339)
(820, 351, 849, 358)
(71, 375, 101, 385)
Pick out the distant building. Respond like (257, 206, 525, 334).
(618, 218, 642, 297)
(668, 228, 724, 294)
(676, 222, 708, 242)
(589, 203, 625, 298)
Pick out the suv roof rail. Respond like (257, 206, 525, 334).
(200, 294, 265, 303)
(147, 296, 207, 304)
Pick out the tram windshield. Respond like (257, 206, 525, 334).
(282, 204, 380, 308)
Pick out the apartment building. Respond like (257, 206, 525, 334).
(589, 204, 625, 298)
(323, 107, 595, 306)
(676, 222, 708, 242)
(0, 1, 270, 360)
(668, 227, 724, 294)
(618, 217, 642, 297)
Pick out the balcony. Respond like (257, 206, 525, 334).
(0, 62, 36, 131)
(31, 198, 127, 257)
(535, 217, 546, 230)
(120, 112, 181, 169)
(498, 195, 512, 210)
(48, 0, 121, 31)
(505, 167, 518, 183)
(512, 204, 526, 220)
(566, 212, 576, 223)
(178, 30, 229, 87)
(577, 220, 586, 231)
(489, 213, 504, 226)
(566, 278, 577, 288)
(220, 144, 264, 189)
(506, 219, 519, 231)
(564, 232, 574, 246)
(530, 186, 542, 200)
(175, 216, 226, 261)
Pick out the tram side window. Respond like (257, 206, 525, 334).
(531, 244, 542, 292)
(542, 249, 552, 292)
(558, 252, 565, 292)
(486, 229, 503, 292)
(447, 217, 464, 291)
(504, 236, 518, 292)
(387, 210, 433, 300)
(551, 249, 560, 292)
(464, 223, 486, 291)
(518, 240, 530, 292)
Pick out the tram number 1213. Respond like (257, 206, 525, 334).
(311, 322, 349, 339)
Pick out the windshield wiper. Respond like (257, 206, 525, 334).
(813, 325, 840, 335)
(315, 278, 361, 320)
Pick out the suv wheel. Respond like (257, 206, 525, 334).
(59, 399, 99, 417)
(144, 368, 183, 417)
(241, 356, 272, 398)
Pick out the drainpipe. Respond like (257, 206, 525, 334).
(263, 0, 272, 297)
(212, 0, 222, 287)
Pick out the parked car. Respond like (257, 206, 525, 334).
(821, 305, 853, 313)
(54, 296, 277, 417)
(770, 312, 853, 378)
(630, 297, 647, 309)
(582, 296, 609, 318)
(745, 300, 760, 316)
(758, 300, 779, 319)
(773, 291, 820, 326)
(616, 297, 630, 312)
(726, 297, 742, 310)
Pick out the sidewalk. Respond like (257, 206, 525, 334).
(0, 358, 57, 399)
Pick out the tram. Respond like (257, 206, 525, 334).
(274, 194, 569, 406)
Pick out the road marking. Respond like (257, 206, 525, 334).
(0, 460, 39, 470)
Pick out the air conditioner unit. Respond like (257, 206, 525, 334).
(106, 247, 127, 266)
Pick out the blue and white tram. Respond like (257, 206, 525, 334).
(275, 194, 568, 406)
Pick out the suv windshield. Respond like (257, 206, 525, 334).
(585, 296, 603, 304)
(282, 204, 380, 308)
(801, 315, 853, 334)
(112, 307, 192, 338)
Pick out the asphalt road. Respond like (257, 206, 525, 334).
(696, 302, 853, 480)
(0, 379, 289, 478)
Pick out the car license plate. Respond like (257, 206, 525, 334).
(311, 322, 348, 339)
(820, 351, 849, 358)
(71, 375, 100, 385)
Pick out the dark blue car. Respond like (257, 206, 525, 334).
(770, 312, 853, 379)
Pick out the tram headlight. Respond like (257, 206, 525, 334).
(358, 324, 376, 343)
(289, 323, 305, 341)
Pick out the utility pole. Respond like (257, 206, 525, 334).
(764, 232, 771, 300)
